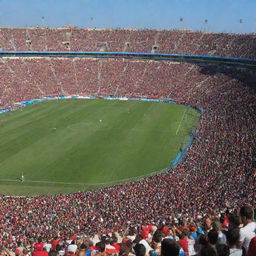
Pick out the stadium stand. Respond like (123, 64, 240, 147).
(0, 28, 255, 255)
(0, 28, 256, 58)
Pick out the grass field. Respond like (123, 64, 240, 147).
(0, 99, 200, 196)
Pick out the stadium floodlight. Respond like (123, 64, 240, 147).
(179, 17, 184, 30)
(41, 16, 45, 27)
(203, 19, 208, 32)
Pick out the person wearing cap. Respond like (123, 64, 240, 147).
(188, 226, 197, 241)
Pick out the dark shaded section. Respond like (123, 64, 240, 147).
(198, 62, 256, 91)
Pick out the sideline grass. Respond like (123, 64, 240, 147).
(0, 99, 200, 195)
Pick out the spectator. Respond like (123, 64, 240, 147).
(134, 244, 146, 256)
(68, 241, 78, 254)
(94, 242, 107, 256)
(207, 230, 218, 254)
(199, 245, 217, 256)
(247, 236, 256, 256)
(43, 240, 52, 253)
(212, 221, 226, 245)
(32, 248, 48, 256)
(161, 239, 181, 256)
(178, 229, 196, 256)
(216, 244, 229, 256)
(239, 206, 256, 251)
(34, 238, 45, 252)
(226, 229, 244, 256)
(228, 214, 240, 230)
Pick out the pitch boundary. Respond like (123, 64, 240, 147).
(0, 96, 201, 194)
(0, 168, 166, 187)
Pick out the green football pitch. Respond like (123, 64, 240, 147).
(0, 99, 200, 196)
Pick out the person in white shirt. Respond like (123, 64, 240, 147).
(67, 240, 78, 254)
(239, 206, 256, 252)
(139, 239, 153, 255)
(43, 240, 52, 253)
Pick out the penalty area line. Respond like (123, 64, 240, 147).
(176, 108, 187, 135)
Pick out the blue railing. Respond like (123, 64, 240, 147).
(0, 51, 255, 66)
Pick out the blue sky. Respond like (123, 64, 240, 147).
(0, 0, 255, 33)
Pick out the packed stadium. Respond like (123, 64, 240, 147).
(0, 1, 256, 256)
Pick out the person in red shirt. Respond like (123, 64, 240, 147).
(179, 229, 189, 255)
(32, 248, 48, 256)
(51, 237, 59, 250)
(23, 249, 29, 256)
(34, 237, 45, 252)
(247, 236, 256, 256)
(68, 252, 75, 256)
(178, 229, 195, 256)
(110, 236, 120, 252)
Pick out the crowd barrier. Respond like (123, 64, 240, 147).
(0, 51, 256, 67)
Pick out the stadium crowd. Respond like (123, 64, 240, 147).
(0, 205, 255, 256)
(0, 29, 255, 256)
(0, 28, 256, 59)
